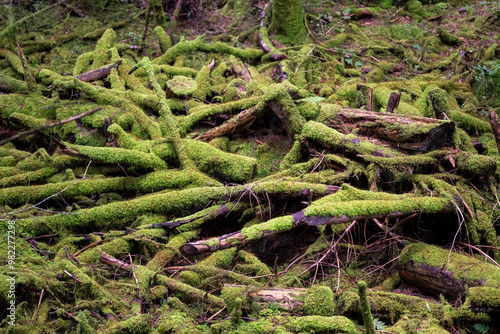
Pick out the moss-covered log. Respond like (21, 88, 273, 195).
(398, 243, 500, 301)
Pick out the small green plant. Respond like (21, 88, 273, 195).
(473, 61, 500, 106)
(373, 318, 387, 331)
(473, 323, 490, 334)
(297, 96, 326, 104)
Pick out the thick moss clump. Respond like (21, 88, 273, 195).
(166, 75, 197, 97)
(303, 285, 336, 316)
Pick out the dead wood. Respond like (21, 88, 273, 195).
(489, 110, 500, 152)
(0, 107, 103, 145)
(196, 104, 261, 141)
(355, 84, 373, 111)
(180, 190, 453, 256)
(398, 243, 500, 302)
(225, 284, 306, 310)
(76, 60, 122, 82)
(257, 5, 286, 61)
(387, 91, 401, 113)
(230, 55, 252, 82)
(167, 0, 184, 36)
(326, 108, 455, 151)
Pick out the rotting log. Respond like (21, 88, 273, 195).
(398, 243, 500, 303)
(196, 103, 263, 142)
(324, 108, 456, 151)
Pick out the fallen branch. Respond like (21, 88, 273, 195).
(0, 107, 103, 145)
(76, 60, 122, 82)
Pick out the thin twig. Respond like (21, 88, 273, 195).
(0, 107, 102, 145)
(300, 220, 357, 276)
(63, 270, 81, 283)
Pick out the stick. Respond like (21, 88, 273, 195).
(0, 107, 103, 145)
(73, 239, 105, 257)
(63, 270, 82, 283)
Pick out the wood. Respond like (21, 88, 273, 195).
(387, 91, 401, 113)
(326, 108, 454, 151)
(257, 4, 286, 61)
(180, 189, 454, 256)
(196, 104, 260, 142)
(229, 56, 252, 83)
(0, 107, 103, 145)
(76, 60, 122, 82)
(398, 243, 500, 302)
(225, 284, 306, 310)
(489, 111, 500, 153)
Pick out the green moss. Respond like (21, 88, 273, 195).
(303, 285, 336, 316)
(469, 287, 500, 309)
(236, 250, 272, 276)
(455, 152, 496, 177)
(302, 121, 400, 158)
(358, 281, 375, 334)
(399, 243, 500, 287)
(288, 315, 357, 333)
(326, 33, 348, 48)
(167, 75, 197, 97)
(178, 271, 201, 287)
(153, 35, 263, 65)
(241, 215, 294, 240)
(271, 0, 306, 44)
(305, 184, 450, 220)
(105, 314, 151, 333)
(280, 140, 302, 170)
(406, 0, 428, 21)
(154, 25, 171, 53)
(193, 65, 211, 100)
(199, 247, 237, 268)
(437, 27, 461, 46)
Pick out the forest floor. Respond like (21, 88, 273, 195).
(1, 0, 500, 333)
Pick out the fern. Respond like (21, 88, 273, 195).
(474, 323, 490, 334)
(297, 96, 325, 104)
(373, 318, 387, 331)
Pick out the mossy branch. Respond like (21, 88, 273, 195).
(135, 57, 195, 169)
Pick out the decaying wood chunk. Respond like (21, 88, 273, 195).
(398, 243, 500, 304)
(387, 91, 401, 113)
(76, 60, 122, 82)
(326, 108, 455, 152)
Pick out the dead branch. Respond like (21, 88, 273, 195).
(0, 107, 103, 145)
(76, 60, 122, 82)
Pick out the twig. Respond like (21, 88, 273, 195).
(459, 243, 500, 267)
(204, 306, 227, 323)
(0, 107, 103, 145)
(32, 288, 45, 322)
(63, 270, 81, 283)
(73, 239, 105, 257)
(300, 220, 357, 276)
(129, 253, 142, 300)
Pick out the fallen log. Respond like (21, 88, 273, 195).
(324, 108, 455, 152)
(181, 184, 451, 255)
(398, 243, 500, 304)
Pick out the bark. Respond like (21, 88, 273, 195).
(196, 104, 262, 142)
(76, 60, 122, 82)
(489, 110, 500, 153)
(398, 243, 500, 302)
(326, 108, 455, 151)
